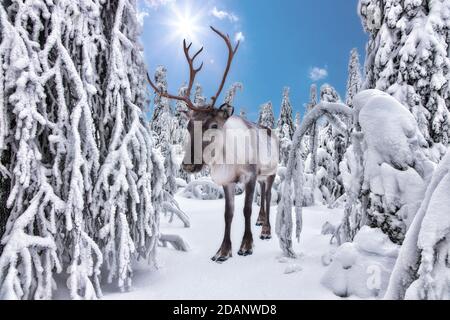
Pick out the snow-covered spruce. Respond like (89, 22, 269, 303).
(148, 67, 188, 226)
(277, 87, 295, 139)
(224, 82, 243, 106)
(359, 0, 450, 145)
(385, 149, 450, 300)
(194, 83, 207, 109)
(0, 0, 160, 299)
(0, 0, 103, 300)
(173, 84, 191, 181)
(345, 48, 363, 109)
(258, 101, 275, 129)
(316, 84, 346, 206)
(92, 0, 161, 293)
(276, 87, 295, 167)
(150, 66, 173, 148)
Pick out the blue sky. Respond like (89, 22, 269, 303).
(139, 0, 367, 120)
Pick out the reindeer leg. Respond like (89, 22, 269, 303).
(239, 177, 256, 256)
(256, 181, 266, 226)
(212, 183, 235, 263)
(261, 175, 275, 240)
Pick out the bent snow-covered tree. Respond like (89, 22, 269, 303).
(0, 0, 160, 299)
(277, 92, 352, 257)
(317, 84, 346, 206)
(277, 90, 433, 256)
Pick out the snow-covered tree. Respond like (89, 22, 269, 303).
(279, 125, 293, 167)
(320, 83, 341, 103)
(92, 0, 162, 293)
(276, 144, 304, 258)
(276, 87, 295, 166)
(359, 0, 450, 145)
(316, 84, 345, 205)
(302, 85, 320, 205)
(173, 84, 190, 181)
(385, 149, 450, 300)
(346, 48, 363, 108)
(306, 84, 319, 173)
(150, 66, 173, 148)
(345, 90, 433, 245)
(172, 84, 189, 146)
(0, 0, 104, 300)
(258, 102, 275, 129)
(148, 67, 184, 197)
(194, 83, 207, 109)
(0, 0, 160, 299)
(277, 87, 295, 139)
(224, 82, 243, 106)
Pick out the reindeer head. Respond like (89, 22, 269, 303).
(148, 27, 240, 174)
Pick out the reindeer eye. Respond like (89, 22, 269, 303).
(210, 123, 219, 130)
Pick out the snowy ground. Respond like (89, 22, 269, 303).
(102, 195, 345, 300)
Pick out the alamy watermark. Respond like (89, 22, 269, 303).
(182, 121, 280, 170)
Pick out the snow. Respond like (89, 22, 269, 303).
(99, 195, 345, 300)
(321, 227, 400, 299)
(358, 90, 428, 171)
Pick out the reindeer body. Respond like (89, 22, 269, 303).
(209, 115, 279, 187)
(201, 115, 278, 262)
(148, 26, 278, 263)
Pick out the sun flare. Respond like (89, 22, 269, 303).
(165, 3, 204, 44)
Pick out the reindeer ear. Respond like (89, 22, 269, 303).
(219, 103, 234, 119)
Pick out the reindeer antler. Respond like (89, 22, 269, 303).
(147, 27, 240, 112)
(210, 26, 240, 109)
(147, 41, 211, 112)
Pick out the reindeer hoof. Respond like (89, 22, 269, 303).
(211, 251, 232, 263)
(211, 255, 231, 263)
(260, 232, 272, 240)
(238, 249, 253, 256)
(260, 226, 272, 240)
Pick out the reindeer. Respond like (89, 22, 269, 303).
(148, 27, 279, 263)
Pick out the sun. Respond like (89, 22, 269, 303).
(164, 3, 205, 44)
